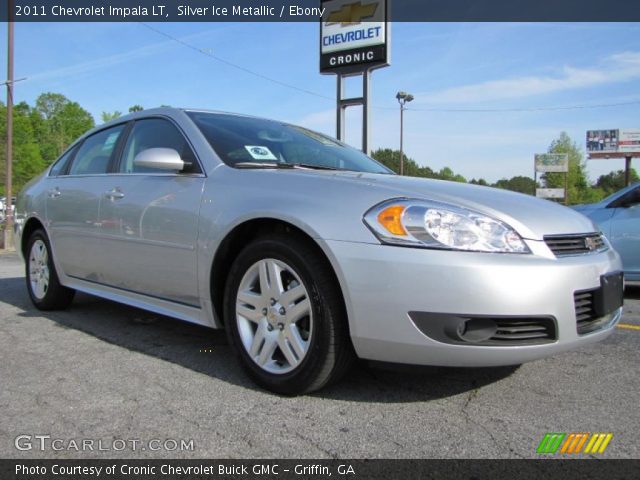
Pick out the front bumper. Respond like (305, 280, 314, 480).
(325, 239, 623, 367)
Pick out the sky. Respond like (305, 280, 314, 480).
(1, 21, 639, 183)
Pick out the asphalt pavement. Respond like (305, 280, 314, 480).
(1, 251, 639, 459)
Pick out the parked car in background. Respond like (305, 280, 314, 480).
(573, 182, 640, 284)
(14, 108, 624, 394)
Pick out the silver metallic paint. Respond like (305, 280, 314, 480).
(14, 107, 623, 367)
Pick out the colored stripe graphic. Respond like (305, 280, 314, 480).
(584, 433, 613, 454)
(539, 432, 613, 454)
(560, 433, 589, 454)
(537, 433, 566, 454)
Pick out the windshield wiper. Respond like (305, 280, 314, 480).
(234, 162, 343, 171)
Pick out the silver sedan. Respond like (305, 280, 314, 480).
(15, 108, 624, 394)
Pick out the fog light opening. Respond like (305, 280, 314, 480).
(454, 318, 497, 343)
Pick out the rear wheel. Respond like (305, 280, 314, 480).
(26, 229, 75, 310)
(224, 234, 354, 395)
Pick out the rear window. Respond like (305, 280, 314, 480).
(69, 125, 125, 175)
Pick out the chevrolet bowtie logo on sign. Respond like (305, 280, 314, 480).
(537, 432, 613, 454)
(320, 0, 389, 74)
(325, 2, 378, 26)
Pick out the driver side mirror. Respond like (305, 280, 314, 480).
(134, 148, 185, 171)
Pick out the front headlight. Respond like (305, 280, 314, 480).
(363, 199, 530, 253)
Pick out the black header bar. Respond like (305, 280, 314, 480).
(3, 0, 640, 22)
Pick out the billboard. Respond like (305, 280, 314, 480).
(535, 153, 569, 173)
(586, 129, 618, 153)
(618, 128, 640, 153)
(320, 0, 389, 74)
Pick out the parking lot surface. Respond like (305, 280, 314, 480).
(1, 251, 639, 459)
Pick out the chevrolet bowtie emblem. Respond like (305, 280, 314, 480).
(325, 1, 378, 26)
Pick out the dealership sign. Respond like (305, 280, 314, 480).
(320, 0, 389, 74)
(534, 153, 569, 173)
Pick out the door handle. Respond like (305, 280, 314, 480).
(105, 189, 125, 200)
(47, 188, 61, 198)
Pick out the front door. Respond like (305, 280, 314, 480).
(97, 117, 204, 306)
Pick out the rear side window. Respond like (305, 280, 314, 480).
(69, 125, 125, 175)
(119, 118, 199, 174)
(49, 146, 77, 176)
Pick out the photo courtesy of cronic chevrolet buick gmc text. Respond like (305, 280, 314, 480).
(14, 108, 624, 395)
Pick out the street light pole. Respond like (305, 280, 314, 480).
(396, 91, 414, 176)
(4, 0, 14, 249)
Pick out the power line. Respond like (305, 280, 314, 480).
(139, 22, 334, 102)
(140, 23, 640, 114)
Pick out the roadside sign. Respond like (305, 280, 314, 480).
(535, 153, 569, 173)
(536, 188, 565, 199)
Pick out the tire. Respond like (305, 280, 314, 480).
(25, 229, 75, 310)
(224, 233, 354, 395)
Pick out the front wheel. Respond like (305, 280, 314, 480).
(26, 229, 75, 310)
(224, 234, 354, 395)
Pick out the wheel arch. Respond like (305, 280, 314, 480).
(209, 218, 351, 331)
(20, 216, 47, 259)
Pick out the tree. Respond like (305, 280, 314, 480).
(493, 176, 536, 194)
(128, 105, 144, 113)
(596, 169, 640, 196)
(32, 92, 94, 163)
(543, 132, 602, 204)
(101, 111, 122, 123)
(371, 148, 447, 179)
(0, 102, 46, 196)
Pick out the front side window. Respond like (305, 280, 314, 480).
(119, 118, 198, 174)
(186, 111, 393, 174)
(68, 125, 125, 175)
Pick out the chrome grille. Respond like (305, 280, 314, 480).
(544, 233, 606, 257)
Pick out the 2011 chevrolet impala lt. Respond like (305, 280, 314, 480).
(15, 108, 624, 394)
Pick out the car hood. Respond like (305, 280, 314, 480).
(319, 171, 597, 240)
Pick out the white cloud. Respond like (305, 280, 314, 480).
(418, 52, 640, 104)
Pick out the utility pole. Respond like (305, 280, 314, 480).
(4, 0, 14, 249)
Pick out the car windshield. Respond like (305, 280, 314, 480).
(186, 111, 393, 174)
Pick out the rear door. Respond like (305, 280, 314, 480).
(97, 117, 205, 306)
(46, 124, 127, 281)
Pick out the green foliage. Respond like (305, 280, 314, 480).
(128, 105, 144, 113)
(1, 93, 94, 196)
(101, 111, 122, 123)
(32, 92, 94, 164)
(596, 169, 640, 196)
(371, 148, 466, 181)
(0, 102, 46, 196)
(493, 176, 536, 195)
(543, 132, 604, 204)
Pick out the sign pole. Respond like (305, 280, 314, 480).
(362, 69, 371, 155)
(336, 75, 345, 141)
(625, 156, 632, 187)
